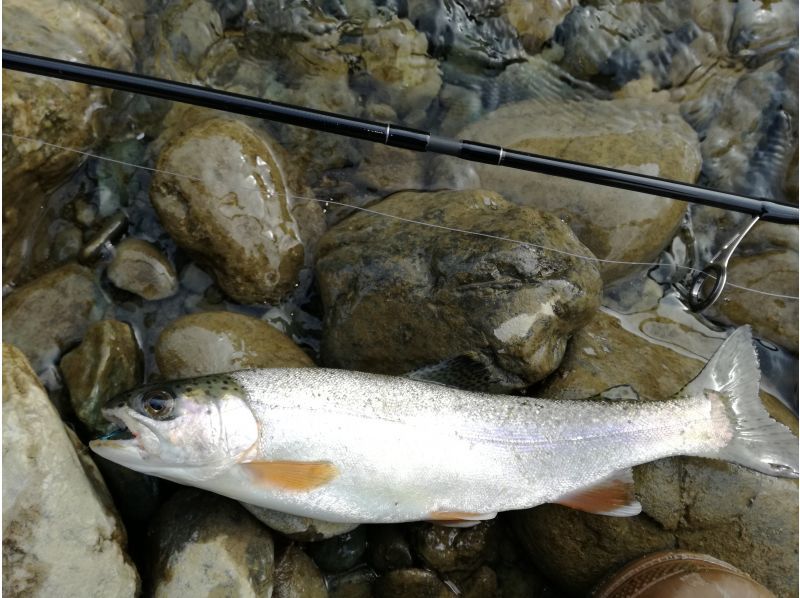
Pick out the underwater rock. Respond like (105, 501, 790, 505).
(406, 0, 525, 70)
(504, 0, 576, 54)
(317, 189, 601, 389)
(412, 522, 497, 576)
(307, 526, 368, 573)
(241, 504, 358, 542)
(2, 263, 108, 375)
(458, 565, 498, 598)
(553, 2, 725, 90)
(456, 98, 702, 282)
(367, 526, 414, 572)
(148, 0, 223, 82)
(107, 238, 179, 301)
(147, 489, 274, 597)
(710, 249, 799, 353)
(60, 320, 143, 435)
(274, 545, 328, 598)
(373, 569, 451, 598)
(2, 344, 140, 597)
(2, 0, 134, 285)
(517, 310, 799, 597)
(151, 117, 319, 305)
(155, 311, 314, 379)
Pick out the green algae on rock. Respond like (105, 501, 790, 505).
(146, 489, 274, 597)
(150, 118, 317, 305)
(317, 189, 602, 389)
(2, 344, 140, 597)
(454, 98, 702, 282)
(60, 320, 143, 435)
(518, 309, 798, 597)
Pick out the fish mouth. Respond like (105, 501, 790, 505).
(89, 410, 147, 465)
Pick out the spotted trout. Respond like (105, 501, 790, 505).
(90, 327, 797, 525)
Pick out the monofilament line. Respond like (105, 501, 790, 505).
(4, 132, 797, 301)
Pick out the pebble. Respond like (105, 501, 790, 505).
(107, 238, 179, 300)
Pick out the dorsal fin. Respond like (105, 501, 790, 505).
(405, 352, 521, 393)
(553, 468, 641, 517)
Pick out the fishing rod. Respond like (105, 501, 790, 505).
(4, 48, 798, 225)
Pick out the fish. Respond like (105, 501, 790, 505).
(90, 326, 798, 525)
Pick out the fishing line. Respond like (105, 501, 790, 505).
(3, 131, 797, 302)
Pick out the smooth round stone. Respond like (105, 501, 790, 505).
(3, 344, 140, 597)
(455, 99, 702, 282)
(151, 117, 311, 305)
(412, 522, 497, 574)
(107, 239, 178, 300)
(241, 503, 357, 542)
(307, 526, 367, 573)
(517, 310, 799, 597)
(2, 263, 107, 374)
(60, 320, 143, 435)
(317, 189, 601, 388)
(366, 526, 413, 572)
(147, 489, 274, 598)
(155, 311, 314, 379)
(504, 0, 576, 53)
(274, 545, 328, 598)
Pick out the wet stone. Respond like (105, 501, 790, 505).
(107, 238, 179, 301)
(79, 212, 128, 265)
(373, 569, 451, 598)
(60, 320, 143, 435)
(504, 0, 576, 54)
(2, 344, 140, 597)
(150, 117, 315, 305)
(307, 526, 368, 573)
(317, 189, 601, 388)
(156, 311, 314, 380)
(455, 99, 702, 282)
(518, 310, 799, 597)
(274, 545, 328, 598)
(412, 521, 497, 575)
(458, 565, 498, 598)
(241, 504, 358, 542)
(2, 263, 108, 374)
(367, 525, 413, 572)
(147, 489, 274, 597)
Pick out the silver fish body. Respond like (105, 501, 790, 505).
(90, 327, 798, 523)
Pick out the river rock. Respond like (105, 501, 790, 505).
(373, 569, 450, 598)
(2, 344, 139, 597)
(317, 189, 601, 388)
(307, 526, 367, 573)
(3, 263, 108, 374)
(156, 311, 314, 379)
(274, 545, 328, 598)
(147, 489, 274, 597)
(367, 526, 413, 572)
(517, 310, 799, 597)
(107, 239, 179, 301)
(151, 117, 320, 305)
(2, 0, 134, 284)
(60, 320, 143, 435)
(241, 504, 358, 542)
(455, 99, 702, 282)
(412, 522, 497, 576)
(504, 0, 576, 54)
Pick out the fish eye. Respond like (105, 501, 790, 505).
(140, 389, 175, 419)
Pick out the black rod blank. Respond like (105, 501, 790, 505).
(3, 49, 797, 225)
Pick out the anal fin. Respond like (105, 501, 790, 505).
(553, 468, 641, 517)
(427, 511, 497, 527)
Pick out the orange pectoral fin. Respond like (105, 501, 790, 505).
(240, 460, 339, 491)
(553, 468, 641, 517)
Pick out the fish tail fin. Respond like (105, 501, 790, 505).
(683, 326, 798, 478)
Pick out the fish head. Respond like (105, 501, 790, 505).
(89, 374, 259, 480)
